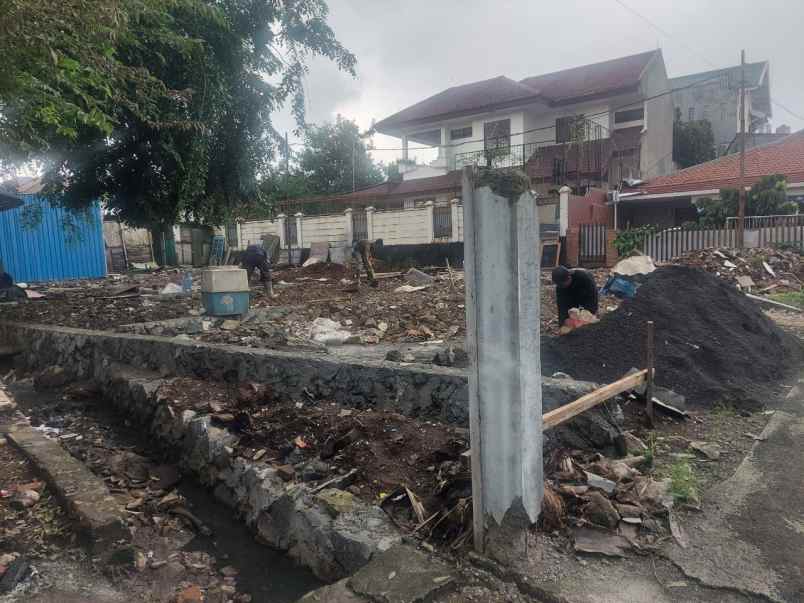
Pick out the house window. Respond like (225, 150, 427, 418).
(484, 119, 510, 149)
(720, 72, 730, 89)
(614, 107, 645, 124)
(720, 104, 727, 121)
(552, 158, 566, 185)
(556, 115, 585, 143)
(450, 126, 472, 140)
(688, 107, 695, 121)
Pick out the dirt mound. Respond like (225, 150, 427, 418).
(542, 265, 802, 408)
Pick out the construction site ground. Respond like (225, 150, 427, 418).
(0, 248, 802, 601)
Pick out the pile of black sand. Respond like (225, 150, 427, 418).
(541, 265, 802, 408)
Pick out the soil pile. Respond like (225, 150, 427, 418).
(542, 265, 802, 408)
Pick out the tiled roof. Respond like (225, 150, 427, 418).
(669, 61, 767, 91)
(375, 77, 543, 131)
(633, 130, 804, 196)
(520, 50, 658, 104)
(375, 50, 660, 133)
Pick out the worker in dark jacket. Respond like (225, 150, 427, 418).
(241, 244, 275, 297)
(552, 265, 599, 326)
(351, 238, 383, 288)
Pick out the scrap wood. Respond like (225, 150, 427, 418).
(542, 370, 648, 430)
(405, 487, 427, 523)
(746, 293, 803, 313)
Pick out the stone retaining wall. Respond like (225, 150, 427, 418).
(0, 322, 623, 450)
(38, 357, 401, 582)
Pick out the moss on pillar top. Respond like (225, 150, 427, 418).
(475, 168, 531, 200)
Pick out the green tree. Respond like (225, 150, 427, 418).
(673, 108, 716, 169)
(297, 116, 384, 195)
(1, 0, 355, 232)
(696, 174, 796, 226)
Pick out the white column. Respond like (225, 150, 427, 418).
(559, 185, 571, 237)
(424, 200, 435, 243)
(344, 208, 354, 244)
(401, 136, 409, 162)
(277, 213, 287, 247)
(462, 167, 542, 559)
(450, 198, 461, 242)
(365, 206, 375, 240)
(294, 212, 303, 247)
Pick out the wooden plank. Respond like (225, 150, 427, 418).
(645, 321, 655, 428)
(542, 369, 648, 430)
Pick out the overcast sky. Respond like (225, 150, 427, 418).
(274, 0, 804, 166)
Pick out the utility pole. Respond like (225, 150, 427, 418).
(352, 140, 357, 192)
(737, 50, 747, 248)
(284, 132, 293, 266)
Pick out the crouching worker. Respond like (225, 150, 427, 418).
(552, 265, 599, 331)
(351, 238, 383, 288)
(241, 244, 276, 297)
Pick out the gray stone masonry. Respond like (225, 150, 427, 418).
(0, 322, 624, 451)
(2, 423, 130, 553)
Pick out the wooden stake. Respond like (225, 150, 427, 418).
(645, 321, 655, 427)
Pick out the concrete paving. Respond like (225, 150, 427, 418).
(664, 375, 804, 602)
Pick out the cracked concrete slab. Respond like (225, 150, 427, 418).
(664, 392, 804, 602)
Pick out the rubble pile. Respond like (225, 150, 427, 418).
(672, 247, 804, 294)
(543, 265, 803, 408)
(545, 443, 683, 557)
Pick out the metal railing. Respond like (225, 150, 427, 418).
(454, 142, 542, 171)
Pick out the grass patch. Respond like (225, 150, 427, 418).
(768, 291, 804, 309)
(669, 460, 699, 503)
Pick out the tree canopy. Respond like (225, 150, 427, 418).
(296, 116, 385, 196)
(0, 0, 355, 228)
(673, 108, 716, 169)
(695, 175, 797, 226)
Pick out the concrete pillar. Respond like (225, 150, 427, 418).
(450, 198, 461, 242)
(462, 167, 543, 562)
(277, 214, 287, 247)
(565, 227, 580, 267)
(558, 185, 571, 237)
(344, 208, 354, 244)
(294, 212, 303, 247)
(401, 136, 409, 162)
(365, 206, 375, 240)
(424, 200, 435, 243)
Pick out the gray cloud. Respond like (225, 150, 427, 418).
(273, 0, 804, 164)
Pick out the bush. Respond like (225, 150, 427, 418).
(613, 225, 656, 255)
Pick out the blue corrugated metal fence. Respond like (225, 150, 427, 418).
(0, 195, 106, 282)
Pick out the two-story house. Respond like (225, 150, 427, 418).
(670, 61, 771, 156)
(373, 49, 674, 193)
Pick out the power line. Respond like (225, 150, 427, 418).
(610, 0, 804, 126)
(610, 0, 717, 69)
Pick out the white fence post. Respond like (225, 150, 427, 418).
(294, 212, 304, 247)
(450, 198, 460, 241)
(424, 200, 435, 242)
(344, 208, 353, 244)
(365, 206, 375, 240)
(462, 167, 543, 561)
(559, 185, 571, 237)
(277, 214, 287, 247)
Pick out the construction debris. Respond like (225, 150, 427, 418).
(543, 266, 802, 408)
(673, 247, 803, 294)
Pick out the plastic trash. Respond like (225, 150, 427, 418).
(600, 275, 638, 299)
(310, 317, 351, 346)
(160, 283, 183, 295)
(182, 272, 193, 294)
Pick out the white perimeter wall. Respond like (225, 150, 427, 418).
(239, 220, 280, 247)
(299, 215, 348, 247)
(373, 207, 432, 245)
